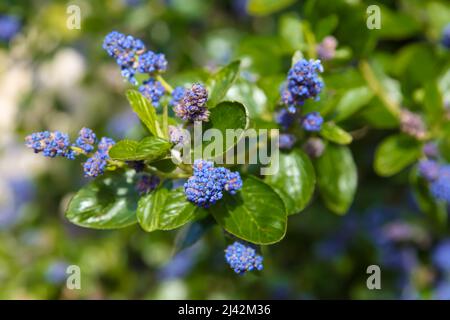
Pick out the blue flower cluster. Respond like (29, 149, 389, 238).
(170, 86, 186, 107)
(0, 15, 21, 42)
(174, 83, 210, 122)
(279, 133, 296, 150)
(432, 239, 450, 273)
(168, 125, 189, 145)
(138, 79, 165, 107)
(430, 166, 450, 203)
(224, 242, 263, 275)
(102, 31, 168, 105)
(417, 155, 450, 203)
(302, 111, 323, 132)
(184, 160, 242, 208)
(275, 108, 295, 130)
(418, 160, 439, 181)
(135, 174, 160, 195)
(74, 127, 97, 154)
(442, 23, 450, 49)
(282, 59, 324, 111)
(83, 137, 116, 178)
(25, 128, 116, 178)
(25, 131, 74, 159)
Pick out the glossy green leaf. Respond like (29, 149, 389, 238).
(208, 61, 240, 108)
(109, 136, 171, 162)
(173, 216, 215, 254)
(137, 188, 204, 232)
(319, 122, 353, 145)
(265, 150, 315, 215)
(374, 134, 422, 177)
(211, 176, 287, 245)
(424, 82, 444, 127)
(65, 171, 138, 229)
(126, 90, 163, 137)
(200, 101, 249, 159)
(334, 86, 374, 122)
(247, 0, 296, 16)
(316, 144, 357, 215)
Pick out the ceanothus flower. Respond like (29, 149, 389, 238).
(170, 86, 186, 107)
(317, 36, 337, 61)
(0, 15, 21, 42)
(423, 142, 439, 158)
(102, 31, 145, 84)
(135, 175, 160, 195)
(224, 171, 243, 195)
(138, 78, 165, 107)
(418, 160, 439, 181)
(282, 59, 324, 110)
(302, 112, 323, 132)
(432, 239, 450, 273)
(168, 125, 189, 145)
(275, 108, 295, 130)
(279, 133, 296, 150)
(184, 160, 242, 208)
(441, 23, 450, 49)
(224, 242, 263, 275)
(303, 137, 325, 158)
(83, 152, 108, 178)
(430, 165, 450, 203)
(97, 137, 116, 154)
(137, 51, 167, 74)
(83, 137, 116, 178)
(25, 131, 74, 159)
(74, 127, 97, 154)
(174, 83, 210, 122)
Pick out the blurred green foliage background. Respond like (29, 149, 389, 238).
(1, 0, 450, 299)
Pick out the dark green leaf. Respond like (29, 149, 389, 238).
(173, 216, 215, 254)
(211, 176, 287, 245)
(247, 0, 296, 16)
(126, 90, 163, 137)
(319, 122, 353, 145)
(201, 101, 249, 159)
(316, 144, 357, 215)
(137, 188, 204, 232)
(65, 171, 138, 229)
(374, 134, 422, 177)
(109, 136, 171, 162)
(333, 86, 373, 122)
(265, 150, 315, 215)
(208, 61, 240, 108)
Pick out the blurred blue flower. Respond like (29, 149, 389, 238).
(0, 15, 21, 42)
(0, 178, 35, 229)
(432, 239, 450, 273)
(45, 261, 69, 284)
(157, 244, 201, 280)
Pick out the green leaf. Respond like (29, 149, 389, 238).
(126, 90, 163, 137)
(265, 150, 315, 215)
(173, 216, 215, 254)
(211, 176, 287, 245)
(333, 86, 374, 122)
(226, 79, 268, 117)
(137, 188, 204, 232)
(207, 61, 240, 108)
(374, 134, 422, 177)
(316, 144, 357, 215)
(423, 82, 444, 127)
(108, 140, 139, 160)
(200, 101, 249, 159)
(65, 171, 138, 229)
(247, 0, 296, 16)
(109, 136, 171, 162)
(279, 14, 303, 51)
(319, 122, 353, 145)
